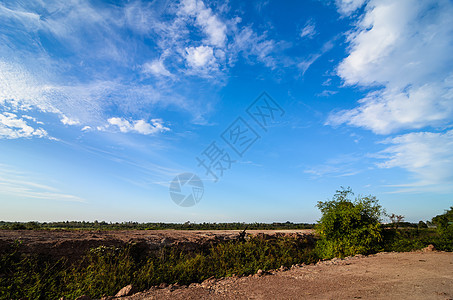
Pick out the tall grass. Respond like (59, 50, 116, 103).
(0, 236, 317, 299)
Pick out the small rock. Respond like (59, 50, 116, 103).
(423, 244, 436, 252)
(115, 284, 137, 297)
(256, 269, 264, 276)
(279, 265, 288, 272)
(168, 283, 181, 291)
(201, 276, 217, 287)
(75, 296, 91, 300)
(158, 282, 168, 289)
(161, 238, 171, 245)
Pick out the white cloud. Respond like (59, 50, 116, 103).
(300, 20, 317, 39)
(317, 90, 338, 97)
(142, 60, 172, 77)
(0, 0, 283, 135)
(378, 130, 453, 191)
(0, 112, 50, 139)
(328, 0, 453, 134)
(185, 45, 216, 69)
(178, 0, 227, 47)
(60, 115, 80, 126)
(0, 60, 191, 134)
(107, 117, 170, 135)
(335, 0, 367, 15)
(328, 81, 453, 134)
(231, 26, 277, 68)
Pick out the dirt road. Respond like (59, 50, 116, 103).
(124, 251, 453, 300)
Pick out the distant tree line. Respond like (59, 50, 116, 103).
(0, 220, 314, 231)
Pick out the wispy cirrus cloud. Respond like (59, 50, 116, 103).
(304, 153, 365, 178)
(377, 130, 453, 192)
(0, 164, 85, 202)
(0, 0, 285, 140)
(298, 40, 335, 75)
(300, 19, 317, 39)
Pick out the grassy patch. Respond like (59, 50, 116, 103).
(0, 236, 317, 299)
(383, 228, 453, 252)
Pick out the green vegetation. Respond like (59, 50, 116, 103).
(0, 236, 317, 300)
(315, 188, 452, 257)
(0, 221, 313, 231)
(0, 190, 451, 299)
(381, 206, 453, 252)
(315, 187, 384, 259)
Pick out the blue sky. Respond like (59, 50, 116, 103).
(1, 0, 452, 223)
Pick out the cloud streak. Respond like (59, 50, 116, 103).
(0, 164, 85, 202)
(328, 0, 453, 134)
(378, 130, 453, 192)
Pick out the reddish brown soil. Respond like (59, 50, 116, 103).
(124, 251, 453, 300)
(0, 229, 313, 260)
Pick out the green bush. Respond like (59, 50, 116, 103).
(315, 187, 384, 259)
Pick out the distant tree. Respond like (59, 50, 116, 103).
(432, 206, 453, 239)
(11, 223, 26, 230)
(389, 214, 405, 230)
(25, 222, 41, 230)
(432, 207, 453, 228)
(315, 187, 384, 259)
(418, 221, 428, 229)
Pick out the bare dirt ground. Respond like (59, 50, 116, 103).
(125, 251, 453, 300)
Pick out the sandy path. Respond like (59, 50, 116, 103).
(124, 251, 453, 300)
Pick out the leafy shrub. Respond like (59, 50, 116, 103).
(315, 187, 384, 259)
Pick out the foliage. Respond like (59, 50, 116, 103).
(388, 214, 405, 229)
(0, 236, 318, 299)
(431, 206, 453, 248)
(382, 227, 453, 252)
(0, 221, 313, 231)
(315, 187, 384, 259)
(418, 221, 428, 229)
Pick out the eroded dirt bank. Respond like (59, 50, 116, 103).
(0, 229, 314, 260)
